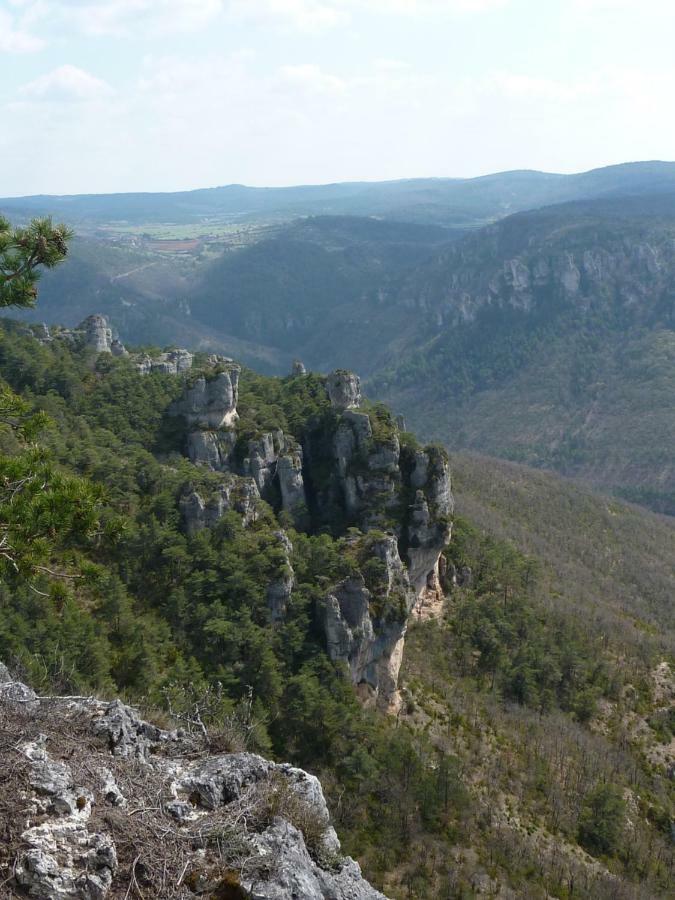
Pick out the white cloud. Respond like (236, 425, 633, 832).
(0, 8, 44, 51)
(364, 0, 506, 12)
(5, 36, 675, 195)
(18, 64, 114, 101)
(80, 0, 224, 35)
(572, 0, 652, 8)
(491, 72, 592, 104)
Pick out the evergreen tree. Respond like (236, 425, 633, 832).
(0, 216, 72, 308)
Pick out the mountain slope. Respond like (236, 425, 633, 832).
(450, 452, 675, 647)
(371, 193, 675, 513)
(5, 169, 675, 515)
(4, 236, 293, 372)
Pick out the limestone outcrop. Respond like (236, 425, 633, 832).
(320, 534, 416, 711)
(0, 664, 387, 900)
(327, 369, 362, 410)
(136, 348, 193, 375)
(406, 446, 453, 595)
(33, 314, 124, 355)
(179, 477, 261, 535)
(331, 407, 401, 527)
(174, 379, 309, 521)
(267, 531, 295, 623)
(186, 428, 237, 470)
(171, 368, 241, 429)
(81, 314, 113, 353)
(277, 449, 307, 521)
(238, 433, 308, 516)
(29, 315, 204, 375)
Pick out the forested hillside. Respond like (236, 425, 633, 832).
(373, 193, 675, 514)
(0, 313, 672, 898)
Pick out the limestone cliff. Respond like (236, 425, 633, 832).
(174, 368, 309, 524)
(170, 365, 453, 711)
(0, 664, 387, 900)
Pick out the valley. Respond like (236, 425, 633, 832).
(5, 164, 675, 514)
(1, 162, 674, 898)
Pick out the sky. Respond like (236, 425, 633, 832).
(1, 0, 675, 196)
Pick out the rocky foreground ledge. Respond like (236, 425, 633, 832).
(0, 664, 387, 900)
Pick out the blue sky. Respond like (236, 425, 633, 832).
(1, 0, 674, 195)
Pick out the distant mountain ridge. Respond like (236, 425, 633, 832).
(4, 160, 675, 227)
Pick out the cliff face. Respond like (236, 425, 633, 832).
(393, 208, 675, 331)
(319, 534, 416, 712)
(0, 665, 387, 900)
(171, 365, 452, 710)
(367, 201, 675, 516)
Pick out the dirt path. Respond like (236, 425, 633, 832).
(110, 261, 158, 282)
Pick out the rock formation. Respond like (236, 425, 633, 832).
(171, 364, 452, 710)
(30, 314, 201, 374)
(172, 374, 310, 520)
(110, 338, 128, 358)
(81, 314, 113, 353)
(277, 449, 308, 522)
(179, 477, 261, 535)
(187, 429, 236, 470)
(136, 348, 193, 375)
(171, 368, 240, 429)
(0, 663, 387, 900)
(266, 531, 295, 623)
(320, 534, 416, 712)
(33, 314, 125, 355)
(327, 369, 362, 410)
